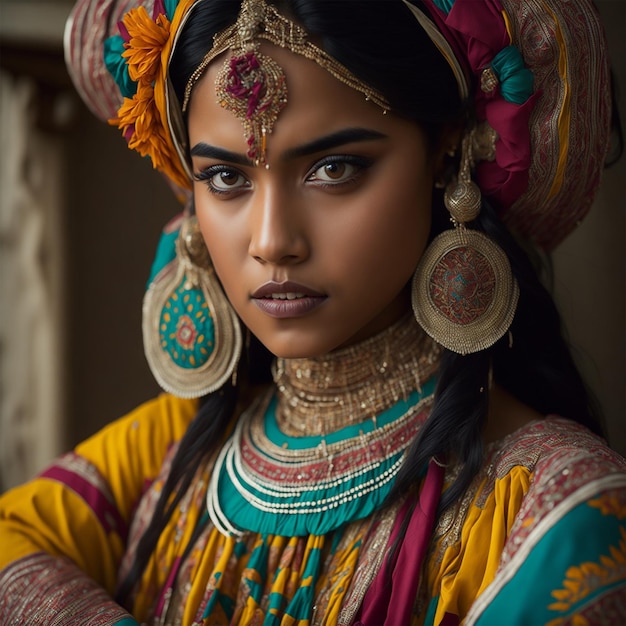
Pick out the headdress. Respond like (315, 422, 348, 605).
(413, 0, 611, 250)
(181, 0, 389, 167)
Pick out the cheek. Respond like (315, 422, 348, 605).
(195, 199, 246, 294)
(334, 182, 432, 285)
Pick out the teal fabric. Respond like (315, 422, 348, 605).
(216, 445, 403, 537)
(202, 572, 222, 617)
(282, 545, 323, 620)
(115, 618, 140, 626)
(491, 45, 534, 104)
(202, 571, 236, 619)
(473, 496, 626, 624)
(423, 596, 439, 626)
(244, 539, 270, 604)
(164, 0, 179, 19)
(103, 35, 137, 99)
(147, 228, 179, 287)
(158, 277, 216, 369)
(258, 537, 325, 625)
(432, 0, 454, 13)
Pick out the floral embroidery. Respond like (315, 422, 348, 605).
(547, 526, 626, 618)
(589, 490, 626, 520)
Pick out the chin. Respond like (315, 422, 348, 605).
(262, 342, 332, 360)
(253, 329, 346, 360)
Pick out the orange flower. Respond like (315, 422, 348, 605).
(122, 6, 171, 84)
(109, 5, 191, 192)
(110, 82, 168, 164)
(110, 82, 190, 190)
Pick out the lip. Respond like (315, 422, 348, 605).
(251, 281, 327, 319)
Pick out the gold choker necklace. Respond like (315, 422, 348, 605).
(272, 315, 441, 437)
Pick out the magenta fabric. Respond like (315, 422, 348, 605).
(40, 453, 128, 540)
(354, 460, 445, 625)
(420, 0, 535, 215)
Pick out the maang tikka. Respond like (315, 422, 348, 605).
(412, 131, 519, 355)
(182, 0, 389, 167)
(143, 216, 242, 398)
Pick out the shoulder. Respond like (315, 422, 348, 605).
(492, 416, 626, 557)
(463, 418, 626, 624)
(455, 416, 626, 526)
(489, 416, 626, 515)
(490, 415, 626, 484)
(485, 417, 625, 557)
(74, 393, 199, 483)
(77, 393, 199, 452)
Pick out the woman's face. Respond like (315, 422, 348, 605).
(188, 45, 436, 358)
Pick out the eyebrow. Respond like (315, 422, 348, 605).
(283, 128, 387, 160)
(190, 128, 387, 167)
(189, 143, 253, 166)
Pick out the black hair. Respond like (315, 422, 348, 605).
(117, 0, 611, 605)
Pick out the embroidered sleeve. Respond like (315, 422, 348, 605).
(0, 553, 138, 625)
(464, 439, 626, 625)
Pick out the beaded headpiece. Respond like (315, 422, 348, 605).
(182, 0, 389, 167)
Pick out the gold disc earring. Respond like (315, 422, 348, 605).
(142, 216, 242, 397)
(412, 132, 519, 355)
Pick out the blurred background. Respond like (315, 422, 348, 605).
(0, 0, 624, 491)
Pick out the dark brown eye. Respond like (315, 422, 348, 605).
(214, 170, 245, 188)
(321, 162, 347, 180)
(312, 161, 357, 183)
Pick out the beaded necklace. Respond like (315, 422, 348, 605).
(207, 316, 441, 537)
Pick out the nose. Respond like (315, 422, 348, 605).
(248, 185, 309, 265)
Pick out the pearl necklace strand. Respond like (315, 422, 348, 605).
(207, 315, 441, 537)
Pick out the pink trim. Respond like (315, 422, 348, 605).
(153, 0, 166, 20)
(41, 459, 128, 539)
(154, 556, 182, 619)
(355, 460, 445, 624)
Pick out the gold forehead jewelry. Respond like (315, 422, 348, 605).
(182, 0, 390, 167)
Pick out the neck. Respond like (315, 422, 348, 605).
(272, 314, 441, 436)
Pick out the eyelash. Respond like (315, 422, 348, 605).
(193, 155, 374, 197)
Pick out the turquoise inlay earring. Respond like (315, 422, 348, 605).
(142, 216, 242, 398)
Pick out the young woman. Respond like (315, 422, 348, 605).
(1, 0, 624, 624)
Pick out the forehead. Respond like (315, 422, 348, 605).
(186, 43, 396, 151)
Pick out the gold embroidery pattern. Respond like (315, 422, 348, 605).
(589, 490, 626, 520)
(431, 417, 597, 564)
(546, 527, 626, 624)
(498, 419, 626, 570)
(422, 417, 626, 611)
(0, 553, 131, 624)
